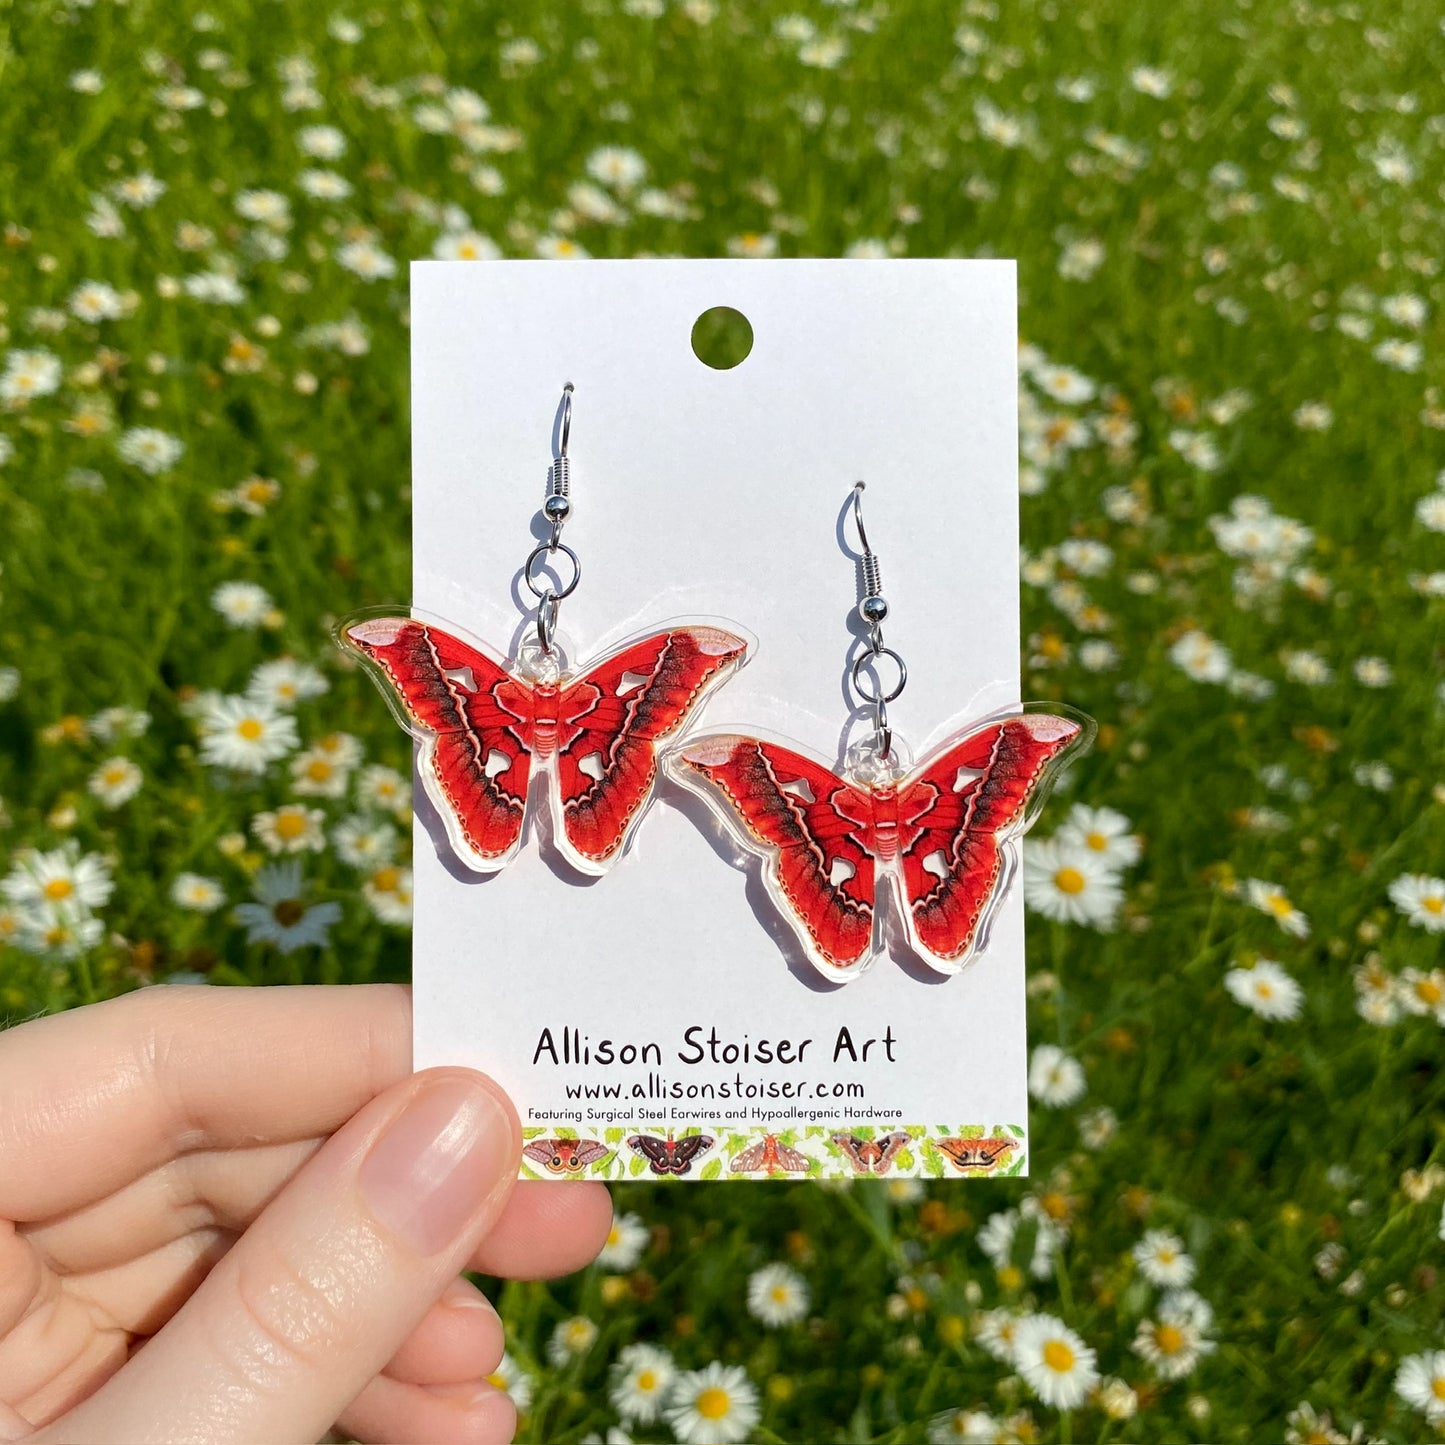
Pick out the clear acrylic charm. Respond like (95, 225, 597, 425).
(340, 608, 751, 877)
(665, 703, 1095, 982)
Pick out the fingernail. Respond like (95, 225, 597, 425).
(359, 1076, 514, 1254)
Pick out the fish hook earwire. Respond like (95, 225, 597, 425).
(847, 481, 908, 761)
(523, 382, 581, 654)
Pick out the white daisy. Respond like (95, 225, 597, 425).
(0, 349, 62, 402)
(1169, 629, 1232, 682)
(484, 1351, 534, 1412)
(0, 666, 19, 702)
(363, 866, 413, 925)
(1352, 655, 1394, 687)
(547, 1314, 598, 1365)
(232, 862, 340, 954)
(358, 762, 409, 812)
(113, 171, 166, 207)
(1242, 878, 1310, 937)
(170, 872, 226, 912)
(1397, 968, 1445, 1024)
(336, 239, 397, 280)
(21, 905, 105, 960)
(1055, 805, 1141, 869)
(290, 748, 350, 798)
(2, 843, 113, 912)
(927, 1409, 1006, 1443)
(433, 229, 502, 261)
(1028, 1044, 1086, 1108)
(251, 804, 326, 855)
(1225, 958, 1304, 1020)
(247, 656, 328, 706)
(1022, 839, 1123, 928)
(1132, 1229, 1196, 1287)
(297, 123, 346, 158)
(298, 168, 353, 200)
(115, 426, 184, 473)
(974, 1308, 1023, 1363)
(88, 706, 150, 741)
(597, 1211, 649, 1271)
(331, 816, 397, 868)
(665, 1362, 761, 1445)
(1096, 1378, 1139, 1421)
(1132, 1306, 1213, 1380)
(212, 581, 274, 628)
(87, 756, 143, 808)
(747, 1262, 809, 1327)
(1388, 874, 1445, 932)
(69, 280, 126, 321)
(609, 1342, 675, 1425)
(197, 694, 299, 773)
(1013, 1313, 1099, 1408)
(586, 145, 648, 189)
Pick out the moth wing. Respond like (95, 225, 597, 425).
(898, 713, 1086, 972)
(342, 617, 533, 872)
(669, 734, 880, 978)
(774, 1139, 812, 1173)
(671, 1134, 714, 1172)
(628, 1135, 671, 1171)
(875, 1132, 912, 1173)
(573, 1139, 610, 1168)
(730, 1139, 768, 1173)
(551, 627, 748, 874)
(522, 1139, 557, 1166)
(832, 1134, 870, 1173)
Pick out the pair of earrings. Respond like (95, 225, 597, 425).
(341, 384, 1092, 983)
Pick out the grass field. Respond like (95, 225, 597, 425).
(1, 0, 1444, 1440)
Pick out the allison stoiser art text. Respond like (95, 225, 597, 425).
(532, 1024, 900, 1068)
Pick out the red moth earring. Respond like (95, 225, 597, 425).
(666, 481, 1093, 982)
(340, 384, 750, 877)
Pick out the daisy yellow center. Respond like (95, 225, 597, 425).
(458, 241, 479, 257)
(43, 878, 74, 901)
(275, 812, 308, 840)
(1154, 1323, 1185, 1354)
(237, 718, 264, 740)
(44, 925, 70, 946)
(1305, 1431, 1332, 1444)
(372, 866, 400, 892)
(1424, 896, 1444, 915)
(637, 1369, 657, 1391)
(1256, 982, 1274, 998)
(105, 764, 128, 782)
(1043, 1339, 1076, 1372)
(486, 1372, 506, 1390)
(1432, 1376, 1445, 1401)
(1157, 1247, 1176, 1263)
(1415, 978, 1442, 1006)
(696, 1387, 731, 1420)
(607, 1225, 621, 1245)
(1086, 831, 1108, 850)
(1054, 867, 1087, 895)
(1263, 893, 1292, 918)
(273, 900, 306, 927)
(306, 760, 332, 780)
(771, 1285, 790, 1302)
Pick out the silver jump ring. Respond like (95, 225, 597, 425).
(850, 646, 908, 705)
(524, 541, 581, 601)
(875, 696, 892, 761)
(536, 590, 560, 653)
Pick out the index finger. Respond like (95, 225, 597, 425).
(0, 984, 411, 1220)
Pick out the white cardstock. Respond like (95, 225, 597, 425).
(408, 259, 1030, 1182)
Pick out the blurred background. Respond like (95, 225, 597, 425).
(0, 1, 1442, 1440)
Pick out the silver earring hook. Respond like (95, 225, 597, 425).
(558, 381, 573, 458)
(522, 383, 581, 656)
(846, 480, 906, 762)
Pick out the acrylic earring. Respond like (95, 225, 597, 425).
(341, 384, 751, 877)
(665, 481, 1093, 982)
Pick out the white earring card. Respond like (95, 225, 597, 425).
(407, 259, 1031, 1181)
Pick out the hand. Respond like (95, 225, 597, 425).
(0, 984, 611, 1443)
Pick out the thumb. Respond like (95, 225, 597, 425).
(37, 1068, 521, 1445)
